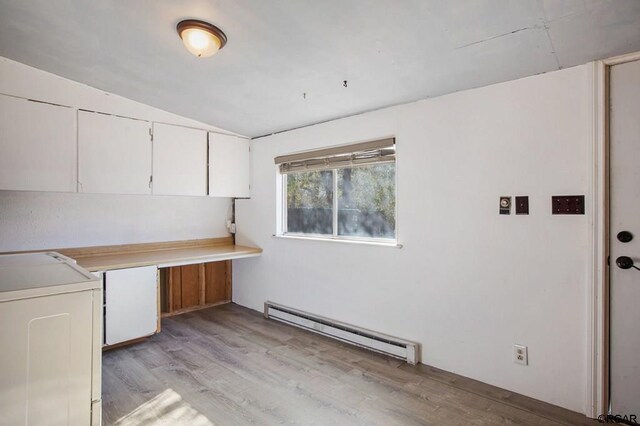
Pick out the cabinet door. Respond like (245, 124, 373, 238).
(78, 111, 152, 194)
(152, 123, 207, 196)
(104, 266, 157, 345)
(209, 133, 250, 198)
(0, 95, 77, 192)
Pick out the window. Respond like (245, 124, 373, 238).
(277, 138, 396, 242)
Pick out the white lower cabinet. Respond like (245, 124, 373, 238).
(104, 265, 158, 345)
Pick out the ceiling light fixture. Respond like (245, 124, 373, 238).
(177, 19, 227, 58)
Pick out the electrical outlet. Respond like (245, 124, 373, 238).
(229, 223, 237, 234)
(513, 344, 528, 365)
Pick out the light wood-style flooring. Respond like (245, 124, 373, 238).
(102, 303, 596, 425)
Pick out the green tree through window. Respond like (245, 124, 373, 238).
(286, 170, 333, 234)
(338, 164, 395, 238)
(285, 163, 395, 239)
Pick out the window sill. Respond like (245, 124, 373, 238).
(272, 234, 402, 248)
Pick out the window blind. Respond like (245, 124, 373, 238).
(275, 137, 395, 173)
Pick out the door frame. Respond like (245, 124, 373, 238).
(588, 50, 640, 419)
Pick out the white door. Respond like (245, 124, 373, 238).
(104, 266, 158, 345)
(609, 59, 640, 416)
(209, 133, 250, 198)
(78, 111, 152, 194)
(152, 123, 207, 196)
(0, 95, 77, 192)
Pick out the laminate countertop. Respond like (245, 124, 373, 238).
(4, 237, 263, 272)
(66, 244, 261, 272)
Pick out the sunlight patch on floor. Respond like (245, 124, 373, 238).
(114, 389, 215, 426)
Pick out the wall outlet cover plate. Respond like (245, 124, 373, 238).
(513, 344, 528, 366)
(515, 196, 529, 215)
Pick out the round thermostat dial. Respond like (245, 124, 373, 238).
(500, 199, 510, 208)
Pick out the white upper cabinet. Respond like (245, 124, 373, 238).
(152, 123, 207, 196)
(1, 94, 249, 197)
(78, 111, 152, 194)
(209, 133, 250, 198)
(0, 95, 77, 192)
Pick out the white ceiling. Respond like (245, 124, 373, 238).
(1, 1, 639, 138)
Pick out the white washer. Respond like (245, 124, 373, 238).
(0, 252, 102, 426)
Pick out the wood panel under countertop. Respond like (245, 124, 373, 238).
(205, 260, 230, 304)
(180, 264, 200, 309)
(162, 261, 231, 317)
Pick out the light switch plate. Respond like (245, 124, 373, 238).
(500, 196, 511, 215)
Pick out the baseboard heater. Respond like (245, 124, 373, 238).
(264, 301, 420, 364)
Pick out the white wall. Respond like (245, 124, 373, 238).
(0, 57, 232, 251)
(235, 64, 594, 413)
(0, 191, 230, 251)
